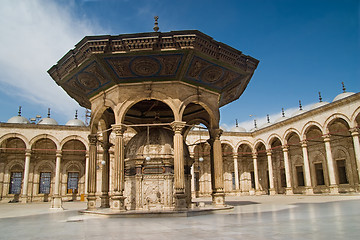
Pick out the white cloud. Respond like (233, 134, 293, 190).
(0, 0, 102, 120)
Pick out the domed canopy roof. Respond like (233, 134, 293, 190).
(125, 127, 189, 160)
(7, 116, 30, 124)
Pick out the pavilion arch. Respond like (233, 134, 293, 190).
(350, 106, 360, 127)
(117, 96, 178, 124)
(283, 128, 301, 144)
(29, 134, 60, 150)
(60, 135, 88, 151)
(90, 105, 116, 134)
(301, 121, 324, 139)
(183, 118, 210, 138)
(267, 134, 283, 149)
(179, 96, 219, 128)
(323, 114, 352, 133)
(0, 133, 30, 149)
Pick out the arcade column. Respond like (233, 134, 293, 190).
(51, 150, 63, 209)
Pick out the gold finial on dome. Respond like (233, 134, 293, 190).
(153, 16, 159, 32)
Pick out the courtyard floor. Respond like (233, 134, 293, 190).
(1, 195, 360, 240)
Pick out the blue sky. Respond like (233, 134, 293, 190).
(0, 0, 359, 130)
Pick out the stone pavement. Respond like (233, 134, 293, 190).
(1, 195, 360, 239)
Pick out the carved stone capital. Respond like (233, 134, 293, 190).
(56, 150, 62, 158)
(112, 124, 127, 136)
(300, 140, 308, 148)
(100, 141, 113, 150)
(350, 128, 360, 136)
(210, 128, 223, 140)
(252, 153, 258, 159)
(323, 134, 331, 142)
(170, 121, 186, 134)
(282, 145, 289, 152)
(25, 149, 32, 156)
(266, 150, 272, 156)
(88, 134, 98, 145)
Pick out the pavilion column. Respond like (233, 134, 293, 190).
(20, 150, 31, 203)
(209, 129, 225, 207)
(282, 145, 293, 195)
(100, 142, 112, 208)
(350, 128, 360, 183)
(301, 141, 313, 194)
(51, 150, 63, 209)
(87, 134, 98, 210)
(233, 155, 240, 191)
(323, 134, 339, 194)
(111, 125, 127, 211)
(171, 121, 187, 209)
(252, 153, 260, 195)
(266, 150, 276, 195)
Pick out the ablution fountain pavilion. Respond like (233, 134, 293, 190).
(48, 18, 259, 214)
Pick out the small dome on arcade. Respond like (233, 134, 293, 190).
(7, 106, 30, 124)
(333, 82, 355, 102)
(66, 110, 86, 127)
(260, 114, 272, 128)
(249, 119, 258, 132)
(274, 108, 289, 123)
(231, 119, 246, 132)
(291, 100, 306, 117)
(231, 126, 247, 132)
(38, 108, 58, 125)
(311, 92, 329, 110)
